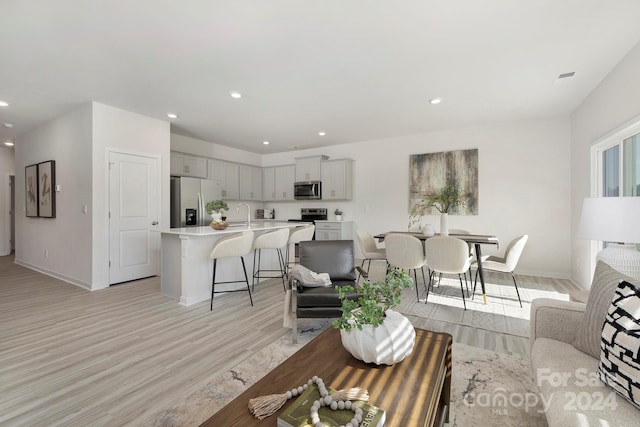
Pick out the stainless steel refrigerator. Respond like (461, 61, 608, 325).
(170, 177, 222, 228)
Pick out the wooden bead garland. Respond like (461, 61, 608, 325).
(248, 375, 369, 426)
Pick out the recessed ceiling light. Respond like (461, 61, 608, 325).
(0, 101, 8, 107)
(3, 141, 14, 146)
(429, 98, 442, 105)
(318, 131, 326, 136)
(167, 113, 178, 119)
(263, 140, 270, 145)
(230, 92, 242, 99)
(3, 123, 14, 128)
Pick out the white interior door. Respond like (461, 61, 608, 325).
(109, 152, 160, 285)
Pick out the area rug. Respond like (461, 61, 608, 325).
(146, 320, 547, 427)
(395, 273, 568, 338)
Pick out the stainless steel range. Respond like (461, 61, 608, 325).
(300, 208, 328, 222)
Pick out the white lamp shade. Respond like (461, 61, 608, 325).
(578, 197, 640, 244)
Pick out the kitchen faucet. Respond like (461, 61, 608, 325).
(237, 203, 250, 228)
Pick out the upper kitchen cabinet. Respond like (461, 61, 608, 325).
(208, 159, 239, 200)
(170, 152, 207, 178)
(263, 165, 295, 201)
(239, 164, 262, 201)
(275, 165, 296, 200)
(262, 167, 276, 201)
(295, 155, 328, 182)
(321, 159, 353, 200)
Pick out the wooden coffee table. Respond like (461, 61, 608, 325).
(200, 327, 452, 426)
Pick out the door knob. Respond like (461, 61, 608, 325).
(151, 221, 158, 225)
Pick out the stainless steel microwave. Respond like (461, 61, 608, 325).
(294, 181, 322, 200)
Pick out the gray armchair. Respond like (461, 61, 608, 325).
(289, 240, 365, 343)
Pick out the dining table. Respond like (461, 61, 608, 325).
(374, 231, 499, 304)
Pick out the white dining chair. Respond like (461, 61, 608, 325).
(472, 234, 528, 307)
(424, 236, 472, 310)
(355, 229, 386, 282)
(384, 233, 426, 300)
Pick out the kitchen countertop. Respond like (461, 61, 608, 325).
(160, 221, 297, 236)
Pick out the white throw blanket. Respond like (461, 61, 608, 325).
(288, 264, 332, 287)
(283, 265, 332, 328)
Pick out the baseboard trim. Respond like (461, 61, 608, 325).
(14, 259, 92, 290)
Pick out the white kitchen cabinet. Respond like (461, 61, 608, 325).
(208, 159, 239, 200)
(239, 165, 262, 201)
(321, 159, 353, 200)
(295, 155, 328, 182)
(274, 165, 295, 201)
(170, 153, 207, 178)
(314, 221, 353, 241)
(262, 165, 295, 201)
(262, 167, 276, 201)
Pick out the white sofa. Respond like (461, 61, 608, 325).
(529, 262, 640, 426)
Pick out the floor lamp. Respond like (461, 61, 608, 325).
(578, 197, 640, 280)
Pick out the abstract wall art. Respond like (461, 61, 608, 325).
(25, 164, 39, 217)
(37, 160, 56, 218)
(409, 149, 478, 215)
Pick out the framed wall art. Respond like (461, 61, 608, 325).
(37, 160, 56, 218)
(25, 164, 39, 217)
(409, 148, 479, 215)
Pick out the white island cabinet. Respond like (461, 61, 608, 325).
(160, 222, 297, 306)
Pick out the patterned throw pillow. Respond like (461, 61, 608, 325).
(598, 280, 640, 409)
(574, 261, 639, 359)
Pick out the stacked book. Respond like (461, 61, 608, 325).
(277, 384, 385, 427)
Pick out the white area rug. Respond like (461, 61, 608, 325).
(395, 273, 568, 338)
(147, 319, 547, 426)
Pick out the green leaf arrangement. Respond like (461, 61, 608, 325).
(332, 268, 413, 332)
(205, 200, 229, 214)
(408, 180, 466, 229)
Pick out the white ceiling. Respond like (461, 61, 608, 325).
(2, 1, 640, 154)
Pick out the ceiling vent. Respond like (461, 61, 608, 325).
(557, 72, 576, 80)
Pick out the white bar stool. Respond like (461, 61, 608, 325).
(285, 224, 315, 269)
(252, 227, 290, 291)
(209, 231, 255, 310)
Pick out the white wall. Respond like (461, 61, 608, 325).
(0, 147, 15, 255)
(571, 41, 640, 288)
(262, 117, 572, 278)
(92, 103, 170, 289)
(13, 102, 170, 290)
(14, 104, 94, 287)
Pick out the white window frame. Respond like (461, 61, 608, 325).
(589, 115, 640, 270)
(591, 116, 640, 197)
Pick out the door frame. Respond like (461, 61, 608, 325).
(2, 173, 15, 256)
(104, 147, 162, 287)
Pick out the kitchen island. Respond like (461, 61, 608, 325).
(160, 221, 300, 306)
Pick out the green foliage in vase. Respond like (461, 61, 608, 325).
(332, 268, 413, 332)
(408, 180, 466, 229)
(205, 200, 229, 214)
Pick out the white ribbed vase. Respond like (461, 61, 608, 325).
(597, 244, 640, 280)
(340, 310, 416, 366)
(440, 213, 449, 236)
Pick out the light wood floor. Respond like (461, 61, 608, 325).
(0, 255, 578, 426)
